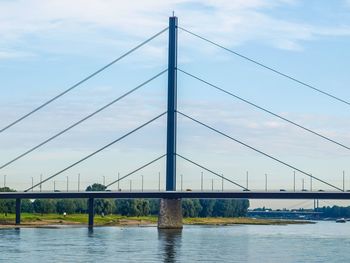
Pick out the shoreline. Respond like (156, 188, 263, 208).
(0, 214, 315, 229)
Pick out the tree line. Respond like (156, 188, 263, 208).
(315, 205, 350, 218)
(0, 184, 249, 218)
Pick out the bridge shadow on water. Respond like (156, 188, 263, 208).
(158, 229, 182, 263)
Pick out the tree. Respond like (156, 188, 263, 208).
(21, 199, 34, 213)
(33, 199, 57, 215)
(149, 199, 160, 215)
(94, 199, 115, 215)
(199, 200, 216, 217)
(86, 183, 106, 191)
(0, 187, 16, 216)
(56, 199, 76, 214)
(182, 199, 202, 217)
(85, 183, 113, 215)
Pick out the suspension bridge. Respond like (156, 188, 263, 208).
(1, 16, 349, 228)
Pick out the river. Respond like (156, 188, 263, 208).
(0, 221, 349, 262)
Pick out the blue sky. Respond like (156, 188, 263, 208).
(1, 0, 350, 208)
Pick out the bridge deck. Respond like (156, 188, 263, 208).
(1, 191, 350, 199)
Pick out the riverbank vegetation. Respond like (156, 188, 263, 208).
(1, 185, 249, 218)
(0, 213, 312, 227)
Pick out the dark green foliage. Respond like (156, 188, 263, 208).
(0, 186, 250, 218)
(85, 183, 113, 215)
(21, 199, 34, 213)
(0, 187, 16, 216)
(94, 199, 115, 215)
(56, 199, 77, 214)
(212, 199, 249, 217)
(149, 199, 160, 215)
(316, 205, 350, 218)
(33, 199, 57, 214)
(86, 183, 106, 191)
(73, 199, 87, 213)
(115, 199, 150, 216)
(199, 200, 216, 217)
(182, 199, 202, 217)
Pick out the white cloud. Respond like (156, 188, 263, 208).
(0, 0, 350, 59)
(0, 50, 35, 60)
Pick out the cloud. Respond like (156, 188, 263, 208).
(0, 50, 35, 60)
(1, 0, 350, 59)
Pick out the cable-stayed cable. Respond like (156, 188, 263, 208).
(177, 153, 248, 190)
(178, 68, 350, 151)
(0, 70, 167, 170)
(105, 154, 166, 189)
(24, 111, 167, 192)
(178, 26, 350, 107)
(177, 110, 343, 191)
(1, 27, 168, 134)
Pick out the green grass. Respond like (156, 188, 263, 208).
(0, 213, 158, 226)
(0, 213, 312, 226)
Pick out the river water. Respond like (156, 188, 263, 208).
(0, 221, 349, 262)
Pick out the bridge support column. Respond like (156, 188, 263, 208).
(158, 199, 183, 229)
(88, 197, 94, 229)
(15, 198, 21, 225)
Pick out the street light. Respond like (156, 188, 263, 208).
(40, 174, 43, 192)
(293, 171, 296, 192)
(246, 171, 248, 190)
(180, 174, 183, 191)
(265, 174, 268, 192)
(158, 172, 161, 191)
(221, 174, 224, 192)
(78, 173, 81, 192)
(201, 172, 203, 191)
(141, 175, 144, 192)
(3, 174, 6, 188)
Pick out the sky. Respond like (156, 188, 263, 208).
(1, 0, 350, 208)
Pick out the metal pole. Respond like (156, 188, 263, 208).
(31, 177, 34, 192)
(54, 181, 56, 192)
(201, 172, 203, 191)
(293, 171, 296, 192)
(158, 172, 161, 191)
(141, 175, 144, 192)
(265, 174, 267, 192)
(221, 174, 224, 192)
(40, 174, 42, 192)
(78, 173, 80, 192)
(211, 179, 214, 191)
(343, 170, 345, 191)
(118, 172, 120, 190)
(66, 176, 69, 192)
(166, 15, 178, 191)
(181, 174, 183, 191)
(310, 175, 312, 192)
(246, 171, 248, 189)
(302, 178, 304, 191)
(3, 174, 6, 188)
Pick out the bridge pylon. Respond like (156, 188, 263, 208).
(158, 15, 183, 229)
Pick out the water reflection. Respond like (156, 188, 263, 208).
(158, 229, 182, 263)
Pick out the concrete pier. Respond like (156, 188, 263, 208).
(158, 199, 183, 229)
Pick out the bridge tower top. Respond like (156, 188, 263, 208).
(166, 16, 178, 191)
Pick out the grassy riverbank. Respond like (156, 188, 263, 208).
(0, 213, 314, 228)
